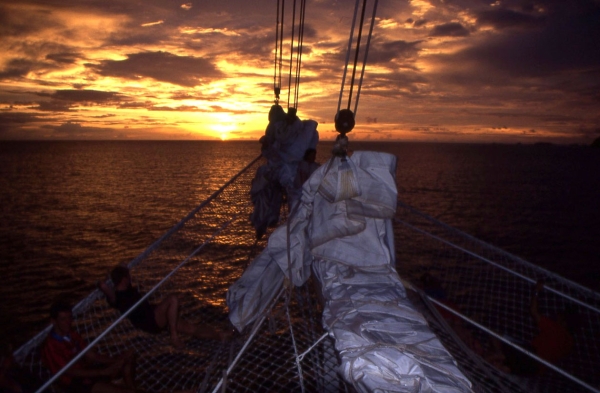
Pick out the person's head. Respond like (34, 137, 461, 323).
(303, 148, 316, 163)
(50, 299, 73, 335)
(110, 265, 130, 289)
(268, 104, 286, 123)
(286, 107, 298, 125)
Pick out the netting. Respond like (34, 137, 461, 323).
(394, 202, 600, 393)
(13, 156, 600, 393)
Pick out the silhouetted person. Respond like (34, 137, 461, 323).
(99, 264, 226, 348)
(294, 148, 320, 189)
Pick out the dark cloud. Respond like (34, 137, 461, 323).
(149, 105, 203, 112)
(0, 4, 59, 38)
(41, 90, 125, 103)
(86, 51, 224, 87)
(429, 23, 470, 37)
(46, 121, 125, 139)
(0, 111, 48, 135)
(118, 102, 152, 109)
(451, 1, 600, 79)
(36, 101, 73, 112)
(45, 52, 82, 64)
(106, 29, 167, 47)
(369, 39, 422, 64)
(169, 92, 208, 100)
(0, 59, 35, 80)
(209, 105, 253, 115)
(0, 111, 46, 125)
(476, 8, 545, 29)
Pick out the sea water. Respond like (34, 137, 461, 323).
(1, 140, 598, 348)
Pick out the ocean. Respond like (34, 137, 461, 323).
(1, 140, 599, 349)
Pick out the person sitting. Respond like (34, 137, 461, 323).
(293, 148, 320, 190)
(502, 279, 577, 376)
(41, 299, 136, 393)
(529, 279, 576, 373)
(98, 264, 225, 348)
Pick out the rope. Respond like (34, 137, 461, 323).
(286, 292, 306, 393)
(286, 0, 297, 109)
(210, 286, 287, 393)
(337, 0, 361, 115)
(346, 0, 368, 111)
(274, 0, 285, 102)
(353, 0, 378, 118)
(296, 333, 329, 362)
(336, 0, 378, 116)
(293, 0, 307, 110)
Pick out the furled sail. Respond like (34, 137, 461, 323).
(228, 151, 472, 392)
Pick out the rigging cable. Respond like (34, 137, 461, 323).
(274, 0, 285, 104)
(285, 0, 307, 112)
(293, 0, 307, 110)
(334, 0, 379, 138)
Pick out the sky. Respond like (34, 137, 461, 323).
(0, 0, 599, 144)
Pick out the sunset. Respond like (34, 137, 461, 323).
(2, 2, 600, 391)
(1, 0, 598, 143)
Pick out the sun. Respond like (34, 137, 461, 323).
(210, 118, 237, 141)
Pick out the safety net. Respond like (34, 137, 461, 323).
(12, 155, 600, 393)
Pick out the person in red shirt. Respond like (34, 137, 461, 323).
(41, 299, 136, 393)
(529, 280, 575, 373)
(502, 280, 577, 376)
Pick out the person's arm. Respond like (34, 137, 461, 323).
(530, 279, 544, 325)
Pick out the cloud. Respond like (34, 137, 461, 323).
(85, 51, 224, 87)
(41, 90, 125, 103)
(45, 52, 82, 64)
(0, 111, 49, 136)
(0, 4, 60, 39)
(369, 39, 422, 64)
(45, 121, 125, 139)
(141, 20, 164, 27)
(476, 8, 545, 30)
(36, 101, 73, 112)
(149, 105, 203, 112)
(0, 59, 36, 80)
(461, 1, 599, 77)
(429, 22, 470, 37)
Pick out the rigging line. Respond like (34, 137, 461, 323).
(279, 0, 286, 99)
(211, 286, 287, 393)
(346, 0, 369, 111)
(337, 0, 361, 114)
(274, 0, 283, 100)
(287, 0, 297, 109)
(293, 0, 307, 110)
(353, 0, 378, 118)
